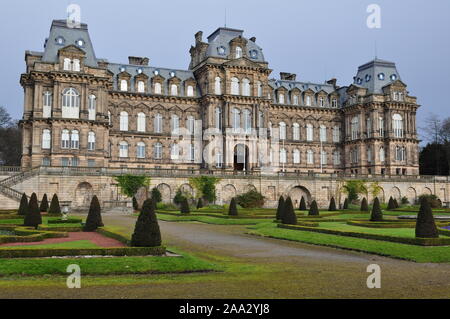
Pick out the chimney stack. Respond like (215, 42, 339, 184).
(280, 72, 297, 81)
(326, 78, 337, 87)
(250, 37, 256, 42)
(195, 31, 203, 44)
(128, 56, 149, 66)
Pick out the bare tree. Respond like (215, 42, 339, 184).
(0, 106, 12, 128)
(420, 113, 443, 144)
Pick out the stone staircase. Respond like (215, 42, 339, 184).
(0, 167, 40, 203)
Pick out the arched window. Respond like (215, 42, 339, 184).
(63, 58, 71, 71)
(154, 82, 162, 94)
(242, 78, 251, 96)
(108, 111, 112, 126)
(256, 81, 262, 97)
(305, 95, 311, 106)
(215, 107, 222, 130)
(321, 151, 327, 165)
(278, 93, 285, 104)
(171, 143, 180, 160)
(120, 111, 128, 131)
(171, 115, 180, 134)
(187, 85, 194, 97)
(235, 46, 242, 58)
(232, 108, 240, 132)
(119, 141, 128, 158)
(216, 150, 223, 168)
(43, 91, 52, 118)
(279, 122, 286, 140)
(120, 79, 128, 91)
(258, 111, 264, 128)
(396, 146, 406, 161)
(333, 151, 341, 165)
(231, 77, 239, 95)
(268, 121, 273, 137)
(307, 150, 314, 164)
(306, 124, 313, 141)
(61, 129, 70, 149)
(293, 123, 300, 140)
(137, 112, 146, 132)
(88, 95, 96, 120)
(319, 97, 324, 107)
(293, 149, 300, 164)
(367, 147, 372, 163)
(154, 114, 163, 133)
(189, 144, 195, 161)
(320, 125, 327, 142)
(293, 95, 299, 105)
(88, 131, 96, 151)
(333, 126, 340, 142)
(366, 116, 372, 138)
(170, 84, 178, 96)
(392, 114, 404, 138)
(187, 116, 195, 135)
(351, 116, 359, 140)
(379, 147, 385, 162)
(70, 130, 79, 149)
(137, 81, 145, 93)
(62, 88, 80, 119)
(137, 142, 146, 159)
(42, 129, 51, 149)
(72, 59, 80, 72)
(214, 77, 222, 95)
(243, 109, 252, 133)
(379, 117, 385, 137)
(154, 143, 163, 159)
(280, 148, 287, 164)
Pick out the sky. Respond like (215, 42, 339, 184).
(1, 0, 449, 142)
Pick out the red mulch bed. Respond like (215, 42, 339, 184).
(0, 232, 126, 248)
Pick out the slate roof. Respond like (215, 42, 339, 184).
(353, 58, 401, 93)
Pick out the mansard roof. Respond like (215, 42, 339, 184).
(353, 58, 402, 94)
(268, 79, 336, 95)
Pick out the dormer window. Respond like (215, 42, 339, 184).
(137, 81, 145, 93)
(72, 59, 80, 72)
(170, 84, 178, 96)
(120, 80, 128, 91)
(293, 95, 299, 105)
(154, 82, 162, 94)
(249, 50, 258, 59)
(390, 74, 397, 81)
(319, 97, 324, 107)
(278, 93, 285, 104)
(75, 39, 84, 47)
(305, 96, 311, 106)
(378, 73, 385, 80)
(365, 74, 372, 82)
(187, 85, 194, 97)
(55, 36, 65, 45)
(217, 46, 226, 56)
(235, 46, 242, 59)
(332, 98, 338, 108)
(63, 58, 71, 71)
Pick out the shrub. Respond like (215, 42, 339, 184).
(174, 189, 186, 206)
(39, 194, 49, 212)
(196, 198, 204, 209)
(393, 198, 399, 209)
(23, 193, 42, 227)
(281, 197, 297, 225)
(180, 197, 190, 215)
(299, 196, 307, 211)
(370, 197, 383, 221)
(401, 196, 409, 205)
(83, 195, 104, 232)
(418, 194, 442, 209)
(343, 198, 349, 210)
(236, 190, 265, 208)
(387, 197, 395, 210)
(131, 199, 162, 247)
(151, 187, 162, 203)
(18, 193, 29, 216)
(360, 197, 369, 212)
(132, 196, 139, 211)
(48, 194, 61, 216)
(276, 196, 285, 220)
(415, 197, 439, 238)
(228, 198, 238, 216)
(328, 197, 337, 211)
(308, 200, 319, 216)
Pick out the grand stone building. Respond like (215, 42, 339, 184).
(0, 19, 433, 210)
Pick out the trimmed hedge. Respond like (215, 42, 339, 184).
(0, 247, 166, 258)
(0, 226, 67, 244)
(47, 218, 82, 224)
(347, 220, 416, 228)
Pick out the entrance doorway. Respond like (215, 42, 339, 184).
(234, 144, 249, 171)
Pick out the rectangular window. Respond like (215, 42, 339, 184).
(88, 159, 96, 167)
(61, 157, 69, 167)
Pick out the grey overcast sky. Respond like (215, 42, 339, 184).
(1, 0, 449, 141)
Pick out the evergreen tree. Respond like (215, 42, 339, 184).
(229, 198, 238, 216)
(18, 193, 29, 216)
(299, 196, 307, 211)
(328, 197, 337, 211)
(415, 197, 439, 238)
(281, 196, 297, 225)
(370, 197, 383, 221)
(393, 198, 399, 209)
(308, 200, 320, 216)
(387, 196, 396, 210)
(83, 195, 104, 232)
(23, 193, 42, 227)
(39, 194, 49, 212)
(132, 196, 139, 211)
(343, 198, 349, 209)
(276, 196, 285, 220)
(151, 187, 162, 203)
(48, 194, 62, 216)
(180, 197, 190, 214)
(131, 199, 162, 247)
(360, 197, 369, 212)
(197, 198, 204, 209)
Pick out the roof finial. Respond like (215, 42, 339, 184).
(374, 40, 378, 59)
(224, 8, 227, 28)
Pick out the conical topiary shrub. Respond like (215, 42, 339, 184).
(308, 200, 319, 216)
(299, 196, 307, 211)
(39, 194, 49, 212)
(180, 197, 190, 215)
(415, 197, 439, 238)
(360, 197, 369, 212)
(276, 196, 285, 220)
(229, 198, 238, 216)
(132, 196, 139, 211)
(328, 197, 337, 211)
(370, 197, 383, 221)
(23, 193, 42, 227)
(387, 196, 395, 210)
(83, 195, 104, 232)
(343, 198, 349, 210)
(131, 199, 162, 247)
(197, 198, 204, 209)
(18, 193, 29, 216)
(48, 194, 61, 216)
(281, 196, 297, 225)
(393, 198, 399, 209)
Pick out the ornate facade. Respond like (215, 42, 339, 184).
(20, 20, 420, 176)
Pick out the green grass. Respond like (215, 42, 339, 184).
(157, 213, 266, 225)
(0, 248, 220, 276)
(248, 222, 450, 263)
(316, 222, 421, 238)
(0, 240, 99, 250)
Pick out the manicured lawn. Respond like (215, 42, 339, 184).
(0, 240, 99, 250)
(0, 249, 220, 276)
(316, 222, 421, 238)
(157, 213, 266, 225)
(248, 222, 450, 263)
